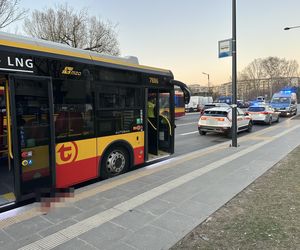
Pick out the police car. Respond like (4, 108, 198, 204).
(198, 106, 252, 137)
(246, 103, 280, 124)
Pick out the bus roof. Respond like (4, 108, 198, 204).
(0, 31, 172, 76)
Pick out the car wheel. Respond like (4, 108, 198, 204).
(199, 130, 206, 136)
(101, 147, 129, 179)
(294, 109, 298, 116)
(247, 121, 253, 132)
(275, 116, 280, 123)
(267, 117, 272, 125)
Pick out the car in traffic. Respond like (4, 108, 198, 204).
(270, 91, 297, 116)
(200, 102, 230, 115)
(245, 104, 280, 124)
(198, 106, 252, 137)
(237, 99, 249, 108)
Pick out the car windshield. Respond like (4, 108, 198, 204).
(248, 107, 265, 112)
(204, 110, 228, 117)
(204, 105, 216, 109)
(271, 97, 290, 104)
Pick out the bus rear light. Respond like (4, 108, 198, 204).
(216, 118, 225, 122)
(201, 117, 207, 120)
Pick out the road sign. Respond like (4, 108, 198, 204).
(218, 39, 232, 58)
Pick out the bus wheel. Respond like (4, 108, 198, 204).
(101, 147, 129, 179)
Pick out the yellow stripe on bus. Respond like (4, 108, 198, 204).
(0, 39, 170, 74)
(0, 39, 91, 60)
(55, 131, 144, 165)
(56, 138, 97, 165)
(97, 131, 144, 157)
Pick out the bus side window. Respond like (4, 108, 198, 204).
(53, 80, 94, 141)
(95, 84, 142, 136)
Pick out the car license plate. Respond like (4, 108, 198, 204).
(207, 118, 217, 125)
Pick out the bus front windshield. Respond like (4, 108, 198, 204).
(271, 97, 291, 104)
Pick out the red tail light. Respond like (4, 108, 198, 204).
(261, 111, 270, 115)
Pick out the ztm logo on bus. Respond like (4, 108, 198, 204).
(57, 142, 78, 164)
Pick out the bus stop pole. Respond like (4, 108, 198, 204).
(231, 0, 238, 147)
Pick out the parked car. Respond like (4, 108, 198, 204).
(200, 102, 230, 115)
(198, 106, 252, 137)
(246, 104, 280, 124)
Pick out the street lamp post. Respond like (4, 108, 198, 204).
(231, 0, 238, 147)
(202, 72, 210, 95)
(284, 25, 300, 30)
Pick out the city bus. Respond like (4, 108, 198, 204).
(158, 90, 185, 118)
(0, 31, 190, 208)
(174, 91, 185, 118)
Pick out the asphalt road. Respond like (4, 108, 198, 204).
(174, 112, 290, 156)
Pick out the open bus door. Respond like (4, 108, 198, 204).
(146, 88, 174, 161)
(6, 75, 56, 203)
(0, 80, 16, 208)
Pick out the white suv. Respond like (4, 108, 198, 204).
(198, 107, 253, 137)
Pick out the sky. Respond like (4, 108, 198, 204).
(6, 0, 300, 86)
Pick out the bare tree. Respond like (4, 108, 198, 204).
(240, 56, 299, 99)
(241, 58, 264, 98)
(261, 56, 299, 96)
(24, 4, 120, 56)
(0, 0, 26, 29)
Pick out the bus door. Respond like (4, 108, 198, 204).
(147, 89, 174, 160)
(8, 75, 55, 200)
(0, 80, 16, 207)
(147, 90, 158, 156)
(158, 90, 174, 154)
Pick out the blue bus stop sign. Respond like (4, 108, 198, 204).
(218, 39, 232, 58)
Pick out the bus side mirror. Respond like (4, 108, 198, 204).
(170, 80, 191, 104)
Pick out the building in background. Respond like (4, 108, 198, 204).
(187, 84, 210, 96)
(213, 77, 299, 101)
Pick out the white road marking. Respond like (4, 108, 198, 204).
(180, 131, 199, 136)
(19, 124, 300, 250)
(176, 122, 198, 127)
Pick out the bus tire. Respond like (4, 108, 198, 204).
(100, 146, 129, 179)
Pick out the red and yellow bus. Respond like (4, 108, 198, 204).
(158, 91, 185, 118)
(0, 32, 190, 208)
(174, 91, 185, 118)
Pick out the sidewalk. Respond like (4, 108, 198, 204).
(171, 144, 300, 249)
(0, 117, 300, 250)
